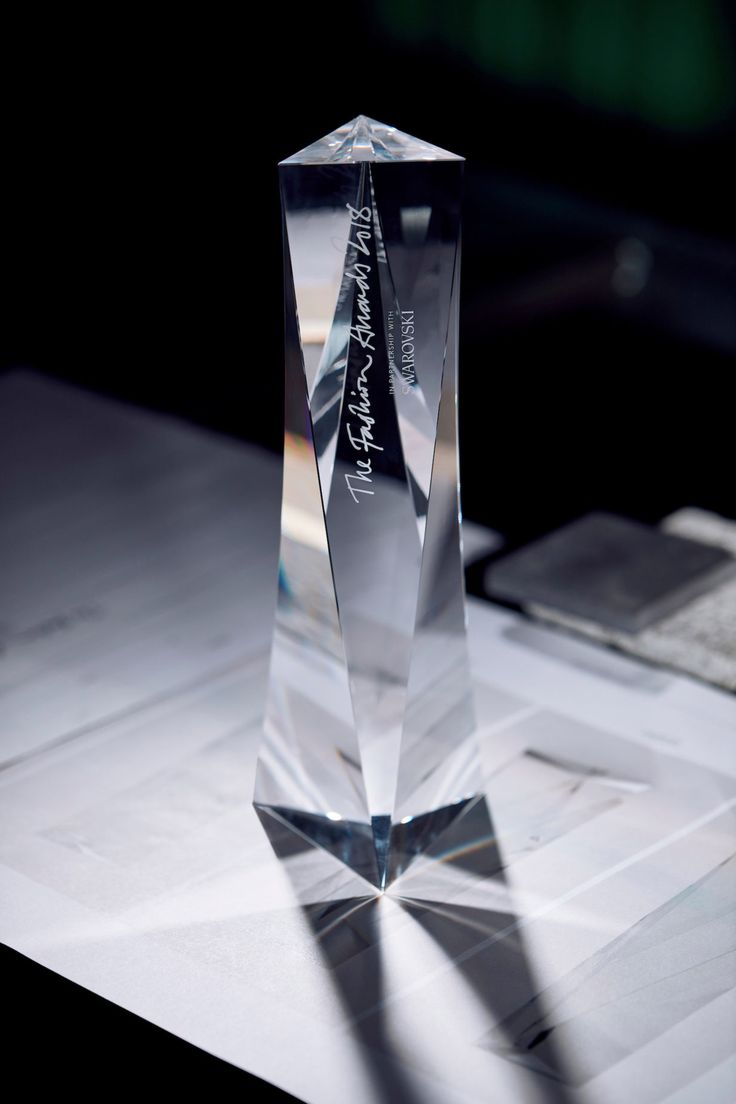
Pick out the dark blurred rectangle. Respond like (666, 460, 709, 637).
(485, 511, 736, 632)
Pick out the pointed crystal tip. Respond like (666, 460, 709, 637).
(279, 115, 464, 165)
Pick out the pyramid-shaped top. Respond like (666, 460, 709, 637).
(280, 115, 463, 165)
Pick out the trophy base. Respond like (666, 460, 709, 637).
(255, 793, 489, 893)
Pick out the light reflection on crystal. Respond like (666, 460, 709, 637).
(255, 117, 482, 889)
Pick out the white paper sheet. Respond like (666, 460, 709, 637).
(1, 372, 734, 1103)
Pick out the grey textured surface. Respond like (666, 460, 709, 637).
(528, 509, 736, 692)
(485, 512, 735, 634)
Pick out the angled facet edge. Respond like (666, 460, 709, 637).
(280, 115, 464, 165)
(255, 238, 370, 827)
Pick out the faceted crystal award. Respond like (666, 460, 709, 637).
(254, 117, 482, 891)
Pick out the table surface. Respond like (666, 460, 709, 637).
(1, 371, 734, 1104)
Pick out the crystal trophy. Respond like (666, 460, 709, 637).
(254, 116, 482, 891)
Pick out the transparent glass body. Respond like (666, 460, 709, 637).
(254, 118, 481, 889)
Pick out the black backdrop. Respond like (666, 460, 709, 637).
(3, 3, 735, 544)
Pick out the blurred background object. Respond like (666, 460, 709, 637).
(2, 0, 734, 540)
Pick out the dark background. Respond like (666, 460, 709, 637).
(3, 2, 735, 544)
(2, 2, 735, 1093)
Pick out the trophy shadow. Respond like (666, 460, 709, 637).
(259, 797, 577, 1102)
